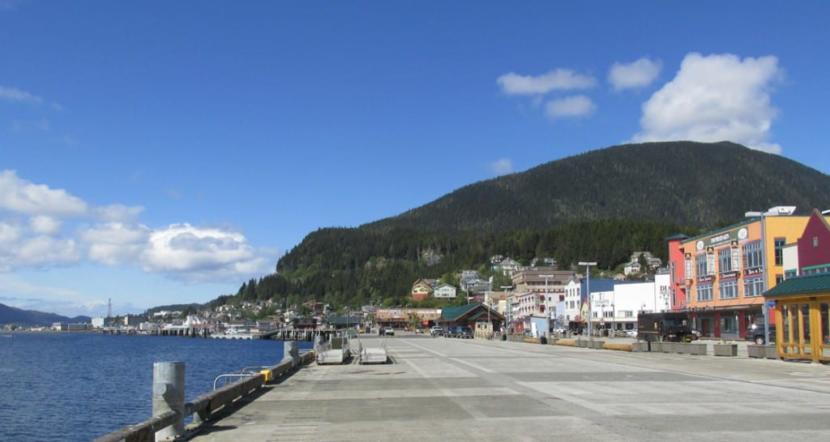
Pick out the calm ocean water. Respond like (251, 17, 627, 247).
(0, 333, 311, 442)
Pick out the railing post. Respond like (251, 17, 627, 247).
(153, 361, 185, 441)
(283, 341, 299, 367)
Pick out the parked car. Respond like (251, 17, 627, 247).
(430, 326, 444, 337)
(637, 312, 699, 342)
(747, 322, 776, 344)
(448, 326, 473, 338)
(383, 327, 395, 336)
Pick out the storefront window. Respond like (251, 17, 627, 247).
(722, 315, 738, 334)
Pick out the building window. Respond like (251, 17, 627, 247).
(684, 257, 692, 279)
(814, 236, 819, 248)
(774, 238, 785, 266)
(722, 315, 738, 334)
(697, 284, 713, 301)
(720, 280, 738, 299)
(744, 277, 765, 297)
(743, 240, 764, 269)
(784, 269, 798, 279)
(718, 248, 732, 273)
(696, 253, 707, 278)
(776, 274, 784, 285)
(622, 310, 634, 318)
(603, 311, 613, 318)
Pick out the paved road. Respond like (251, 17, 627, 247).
(191, 336, 830, 441)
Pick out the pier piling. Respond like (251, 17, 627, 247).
(152, 361, 185, 441)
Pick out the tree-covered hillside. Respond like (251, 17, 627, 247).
(217, 141, 830, 309)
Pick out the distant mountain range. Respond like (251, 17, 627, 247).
(0, 303, 91, 326)
(217, 141, 830, 308)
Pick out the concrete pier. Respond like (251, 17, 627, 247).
(191, 335, 830, 441)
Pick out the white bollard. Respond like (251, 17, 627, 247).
(152, 361, 185, 441)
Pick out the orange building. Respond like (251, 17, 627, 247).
(678, 211, 830, 339)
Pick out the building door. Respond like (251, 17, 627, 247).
(820, 303, 830, 361)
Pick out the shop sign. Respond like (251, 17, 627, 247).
(744, 267, 763, 277)
(697, 275, 714, 283)
(696, 227, 749, 250)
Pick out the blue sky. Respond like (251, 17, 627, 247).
(1, 1, 828, 316)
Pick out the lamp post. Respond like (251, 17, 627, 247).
(539, 274, 553, 337)
(501, 285, 512, 337)
(746, 210, 770, 345)
(579, 262, 598, 341)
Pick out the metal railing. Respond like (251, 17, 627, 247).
(95, 349, 316, 442)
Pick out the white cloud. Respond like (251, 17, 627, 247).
(545, 95, 596, 119)
(0, 170, 270, 283)
(13, 236, 79, 267)
(489, 158, 514, 176)
(95, 204, 145, 222)
(633, 53, 782, 154)
(0, 85, 43, 105)
(0, 222, 20, 245)
(29, 215, 61, 235)
(80, 222, 149, 265)
(141, 224, 267, 280)
(0, 170, 88, 216)
(497, 69, 596, 95)
(608, 57, 662, 91)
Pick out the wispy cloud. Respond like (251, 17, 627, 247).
(608, 57, 662, 91)
(545, 95, 596, 119)
(489, 158, 514, 176)
(497, 69, 596, 95)
(633, 52, 782, 154)
(0, 85, 43, 105)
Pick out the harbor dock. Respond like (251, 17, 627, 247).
(188, 335, 830, 441)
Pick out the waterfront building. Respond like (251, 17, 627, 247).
(91, 317, 105, 328)
(674, 208, 830, 339)
(432, 283, 457, 299)
(666, 234, 690, 310)
(374, 308, 441, 329)
(563, 278, 616, 330)
(765, 273, 830, 363)
(591, 273, 671, 332)
(438, 303, 503, 338)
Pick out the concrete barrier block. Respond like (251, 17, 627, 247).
(765, 344, 778, 359)
(630, 342, 646, 352)
(590, 340, 605, 349)
(687, 343, 707, 355)
(556, 338, 576, 347)
(661, 342, 674, 353)
(603, 342, 632, 352)
(747, 344, 765, 358)
(714, 343, 738, 357)
(649, 342, 661, 352)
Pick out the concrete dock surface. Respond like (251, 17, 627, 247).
(191, 336, 830, 441)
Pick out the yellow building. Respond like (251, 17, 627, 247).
(679, 211, 830, 339)
(765, 273, 830, 363)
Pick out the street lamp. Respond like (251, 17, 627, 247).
(501, 285, 512, 337)
(579, 261, 598, 341)
(539, 274, 553, 338)
(746, 210, 770, 345)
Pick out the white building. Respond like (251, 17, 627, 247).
(589, 273, 671, 331)
(91, 317, 105, 328)
(564, 280, 581, 325)
(433, 283, 457, 299)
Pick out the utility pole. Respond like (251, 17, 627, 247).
(501, 285, 513, 338)
(539, 274, 553, 337)
(579, 262, 597, 342)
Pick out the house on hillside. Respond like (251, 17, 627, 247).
(410, 279, 436, 302)
(493, 257, 521, 276)
(623, 251, 662, 275)
(433, 283, 457, 299)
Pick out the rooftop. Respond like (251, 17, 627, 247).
(764, 273, 830, 298)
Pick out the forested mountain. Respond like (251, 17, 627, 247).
(0, 303, 90, 326)
(222, 141, 830, 309)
